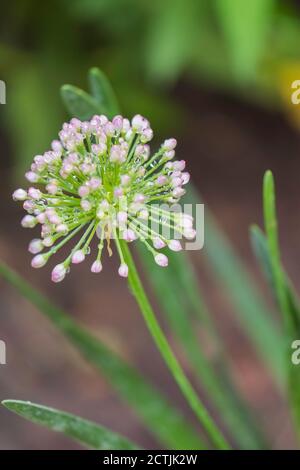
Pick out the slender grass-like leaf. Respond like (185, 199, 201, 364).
(251, 171, 300, 442)
(186, 186, 285, 386)
(256, 171, 300, 439)
(263, 171, 293, 333)
(2, 400, 137, 450)
(0, 261, 203, 449)
(250, 225, 275, 294)
(251, 224, 300, 334)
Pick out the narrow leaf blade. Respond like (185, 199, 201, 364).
(187, 185, 285, 385)
(2, 400, 137, 450)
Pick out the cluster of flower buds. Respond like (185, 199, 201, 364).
(13, 114, 195, 282)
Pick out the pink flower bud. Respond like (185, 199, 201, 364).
(46, 182, 58, 195)
(171, 177, 182, 188)
(100, 200, 110, 210)
(118, 263, 128, 277)
(169, 240, 182, 252)
(184, 228, 196, 240)
(141, 128, 153, 143)
(122, 229, 137, 242)
(51, 264, 66, 283)
(157, 175, 168, 186)
(110, 145, 126, 164)
(28, 239, 44, 254)
(31, 254, 47, 268)
(78, 185, 90, 197)
(66, 153, 79, 164)
(21, 215, 37, 228)
(114, 187, 123, 198)
(91, 260, 102, 273)
(28, 187, 42, 200)
(48, 213, 61, 225)
(104, 122, 115, 137)
(51, 140, 63, 152)
(56, 224, 68, 234)
(72, 250, 85, 264)
(173, 160, 186, 171)
(153, 238, 166, 249)
(181, 172, 190, 185)
(43, 236, 54, 247)
(36, 212, 47, 224)
(122, 118, 130, 132)
(163, 138, 177, 151)
(92, 143, 107, 155)
(99, 115, 108, 126)
(164, 150, 175, 160)
(70, 118, 81, 129)
(132, 114, 148, 131)
(81, 200, 92, 212)
(88, 177, 101, 190)
(120, 174, 130, 186)
(41, 224, 51, 237)
(117, 211, 128, 224)
(154, 253, 168, 267)
(172, 187, 185, 198)
(133, 193, 145, 203)
(23, 200, 35, 212)
(25, 171, 39, 183)
(12, 189, 27, 201)
(112, 115, 123, 131)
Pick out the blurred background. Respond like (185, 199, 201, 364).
(1, 0, 300, 449)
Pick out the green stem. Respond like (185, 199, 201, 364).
(120, 239, 230, 450)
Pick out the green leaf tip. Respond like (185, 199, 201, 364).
(263, 169, 275, 194)
(88, 67, 120, 117)
(2, 399, 138, 450)
(60, 83, 100, 121)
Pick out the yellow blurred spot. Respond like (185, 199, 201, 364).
(278, 61, 300, 129)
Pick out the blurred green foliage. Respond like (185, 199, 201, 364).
(2, 0, 300, 175)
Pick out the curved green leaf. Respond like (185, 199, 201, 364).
(60, 84, 100, 120)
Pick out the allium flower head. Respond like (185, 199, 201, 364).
(13, 114, 195, 282)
